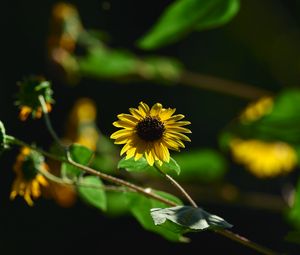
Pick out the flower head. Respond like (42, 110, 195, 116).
(230, 138, 297, 178)
(16, 76, 54, 121)
(10, 147, 49, 206)
(110, 102, 191, 166)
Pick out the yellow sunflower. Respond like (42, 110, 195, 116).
(110, 102, 191, 166)
(10, 147, 49, 206)
(230, 138, 297, 178)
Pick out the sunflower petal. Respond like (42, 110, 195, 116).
(110, 129, 133, 139)
(129, 108, 145, 119)
(160, 108, 176, 121)
(113, 120, 136, 129)
(150, 103, 163, 117)
(145, 151, 155, 166)
(138, 102, 150, 116)
(117, 114, 139, 123)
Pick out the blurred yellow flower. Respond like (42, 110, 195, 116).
(65, 98, 99, 151)
(111, 102, 191, 166)
(230, 138, 297, 178)
(240, 96, 273, 123)
(10, 147, 49, 206)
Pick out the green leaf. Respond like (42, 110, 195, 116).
(61, 144, 94, 180)
(151, 206, 232, 233)
(138, 0, 240, 50)
(129, 190, 187, 242)
(285, 231, 300, 245)
(118, 157, 153, 172)
(77, 176, 107, 211)
(155, 157, 181, 175)
(173, 149, 227, 182)
(118, 156, 181, 175)
(78, 48, 138, 79)
(196, 0, 239, 31)
(105, 191, 131, 217)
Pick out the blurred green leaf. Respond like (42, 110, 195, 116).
(151, 206, 232, 233)
(223, 89, 300, 144)
(77, 176, 107, 211)
(156, 158, 181, 175)
(61, 144, 94, 180)
(129, 190, 186, 242)
(138, 0, 240, 50)
(196, 0, 239, 31)
(173, 149, 227, 182)
(285, 231, 300, 245)
(105, 191, 131, 217)
(92, 154, 117, 174)
(141, 57, 183, 82)
(288, 178, 300, 229)
(78, 48, 138, 79)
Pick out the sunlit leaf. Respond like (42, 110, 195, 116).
(61, 144, 94, 180)
(156, 158, 181, 175)
(118, 156, 181, 175)
(173, 149, 227, 181)
(138, 0, 240, 50)
(128, 190, 187, 242)
(118, 157, 153, 172)
(151, 206, 232, 233)
(77, 176, 106, 211)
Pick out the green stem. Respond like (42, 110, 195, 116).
(38, 95, 67, 150)
(154, 165, 198, 208)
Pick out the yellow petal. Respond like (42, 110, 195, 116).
(138, 102, 150, 115)
(165, 131, 191, 142)
(150, 103, 163, 117)
(110, 129, 133, 139)
(167, 114, 185, 122)
(120, 143, 132, 156)
(113, 120, 136, 129)
(129, 108, 145, 119)
(167, 126, 192, 134)
(160, 108, 176, 121)
(117, 114, 139, 123)
(145, 151, 155, 166)
(126, 147, 136, 159)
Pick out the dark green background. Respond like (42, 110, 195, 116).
(0, 0, 300, 254)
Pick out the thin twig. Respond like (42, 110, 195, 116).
(214, 229, 282, 255)
(38, 95, 67, 150)
(180, 71, 273, 100)
(154, 165, 198, 208)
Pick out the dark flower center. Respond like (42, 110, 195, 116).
(136, 116, 165, 141)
